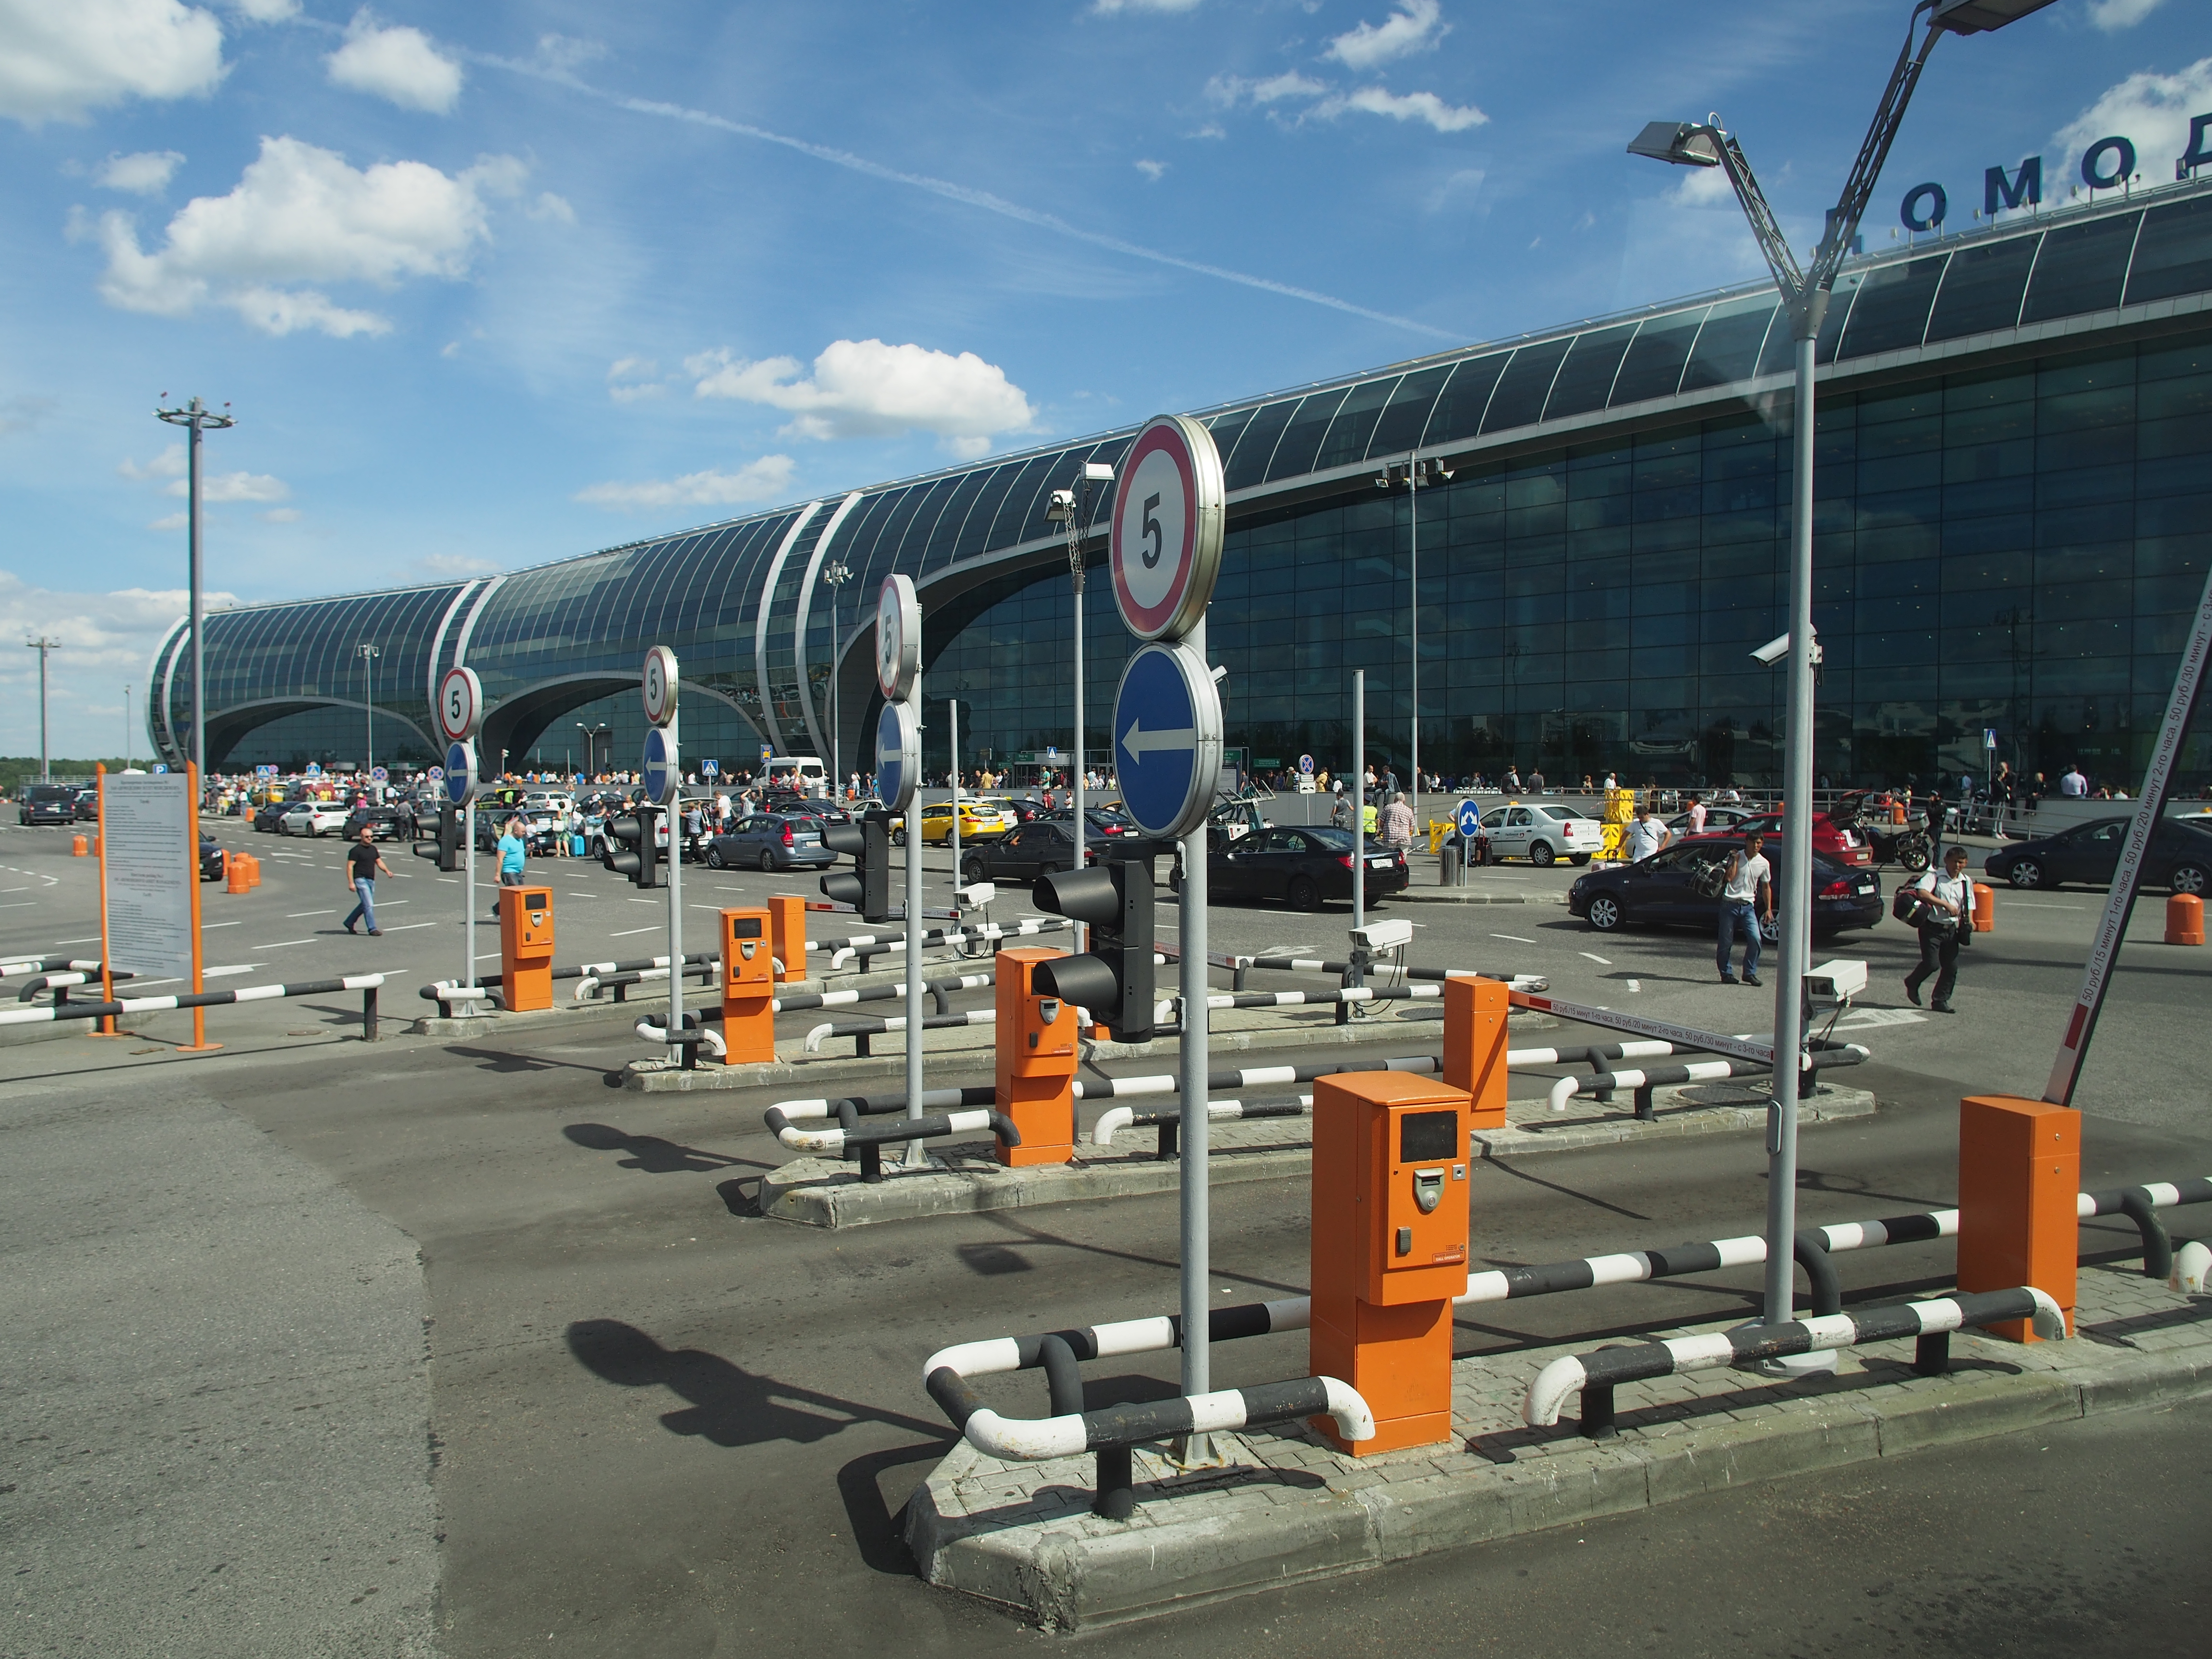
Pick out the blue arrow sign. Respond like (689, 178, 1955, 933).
(1298, 754, 1315, 775)
(642, 727, 677, 805)
(1112, 641, 1221, 839)
(445, 743, 475, 804)
(1457, 798, 1484, 841)
(877, 702, 917, 813)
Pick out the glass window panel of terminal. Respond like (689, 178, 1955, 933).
(2123, 194, 2212, 307)
(1925, 236, 2038, 341)
(1609, 309, 1706, 406)
(1312, 376, 1396, 471)
(2021, 212, 2140, 325)
(1681, 298, 1778, 391)
(1543, 323, 1638, 420)
(1839, 252, 1946, 358)
(1223, 399, 1298, 491)
(1265, 388, 1349, 481)
(1482, 338, 1572, 433)
(1365, 364, 1452, 459)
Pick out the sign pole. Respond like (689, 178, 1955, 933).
(1177, 614, 1213, 1461)
(1352, 670, 1366, 955)
(180, 761, 216, 1051)
(903, 662, 925, 1162)
(949, 699, 961, 904)
(95, 763, 119, 1037)
(668, 709, 685, 1059)
(464, 798, 477, 992)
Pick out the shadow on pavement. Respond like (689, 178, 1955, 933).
(563, 1121, 761, 1173)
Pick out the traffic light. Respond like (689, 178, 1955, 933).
(603, 805, 662, 889)
(411, 805, 464, 873)
(821, 810, 891, 923)
(1031, 857, 1154, 1042)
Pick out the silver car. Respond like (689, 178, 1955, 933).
(1479, 802, 1601, 866)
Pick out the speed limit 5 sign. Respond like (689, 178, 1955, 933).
(1110, 414, 1225, 643)
(437, 667, 482, 743)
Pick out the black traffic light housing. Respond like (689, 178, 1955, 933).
(1031, 857, 1154, 1042)
(821, 809, 891, 922)
(411, 804, 464, 872)
(603, 805, 662, 889)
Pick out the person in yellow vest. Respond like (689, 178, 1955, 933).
(1360, 798, 1379, 838)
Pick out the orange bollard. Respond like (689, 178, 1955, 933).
(1972, 881, 1995, 934)
(1310, 1071, 1471, 1455)
(91, 834, 99, 857)
(993, 947, 1080, 1166)
(767, 893, 808, 983)
(244, 852, 262, 888)
(2166, 893, 2205, 947)
(1957, 1095, 2079, 1341)
(225, 851, 248, 893)
(71, 834, 87, 856)
(1442, 974, 1509, 1130)
(716, 906, 777, 1064)
(496, 884, 555, 1011)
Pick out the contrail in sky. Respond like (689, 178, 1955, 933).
(481, 52, 1464, 344)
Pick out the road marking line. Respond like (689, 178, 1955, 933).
(54, 936, 100, 944)
(287, 909, 335, 917)
(203, 919, 241, 927)
(383, 921, 439, 931)
(1580, 952, 1612, 964)
(611, 926, 658, 937)
(1491, 933, 1536, 943)
(627, 897, 657, 905)
(1627, 979, 1641, 992)
(0, 902, 35, 909)
(204, 965, 267, 978)
(253, 938, 314, 948)
(2007, 902, 2084, 910)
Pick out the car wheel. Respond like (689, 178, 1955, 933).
(2006, 859, 2043, 890)
(1759, 913, 1780, 946)
(2170, 863, 2209, 897)
(891, 828, 906, 847)
(1586, 894, 1623, 932)
(1530, 841, 1556, 866)
(1289, 876, 1321, 913)
(758, 849, 775, 873)
(962, 857, 985, 884)
(705, 845, 724, 869)
(1569, 854, 1590, 866)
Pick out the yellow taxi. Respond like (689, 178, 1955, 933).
(890, 799, 1012, 846)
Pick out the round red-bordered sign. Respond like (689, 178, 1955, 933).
(641, 646, 680, 727)
(1110, 414, 1224, 643)
(436, 666, 481, 743)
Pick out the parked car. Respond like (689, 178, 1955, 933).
(1663, 804, 1760, 836)
(17, 785, 76, 826)
(762, 789, 847, 825)
(976, 796, 1049, 826)
(704, 813, 835, 872)
(199, 836, 227, 881)
(72, 787, 100, 822)
(1478, 802, 1603, 866)
(1042, 805, 1146, 842)
(251, 799, 295, 833)
(1567, 838, 1884, 941)
(278, 801, 350, 836)
(958, 820, 1143, 885)
(893, 799, 1010, 846)
(1170, 824, 1408, 913)
(1981, 816, 2212, 895)
(343, 805, 405, 842)
(1712, 810, 1875, 867)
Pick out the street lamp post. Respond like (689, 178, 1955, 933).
(1046, 461, 1115, 949)
(821, 559, 852, 796)
(24, 637, 59, 781)
(1378, 456, 1452, 836)
(1631, 0, 2056, 1337)
(577, 721, 608, 778)
(357, 643, 380, 779)
(154, 396, 235, 778)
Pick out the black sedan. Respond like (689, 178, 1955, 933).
(1568, 838, 1883, 940)
(1171, 825, 1408, 913)
(72, 787, 100, 822)
(761, 790, 847, 824)
(705, 813, 835, 872)
(343, 805, 406, 842)
(1982, 815, 2212, 895)
(251, 799, 294, 833)
(958, 820, 1148, 885)
(199, 836, 226, 880)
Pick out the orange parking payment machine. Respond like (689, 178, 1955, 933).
(1310, 1071, 1471, 1455)
(497, 885, 555, 1011)
(718, 906, 777, 1065)
(993, 947, 1080, 1167)
(1442, 974, 1509, 1130)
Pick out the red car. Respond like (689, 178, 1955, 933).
(1704, 811, 1874, 867)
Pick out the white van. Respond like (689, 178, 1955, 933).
(765, 756, 829, 795)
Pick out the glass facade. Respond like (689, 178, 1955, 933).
(166, 181, 2212, 792)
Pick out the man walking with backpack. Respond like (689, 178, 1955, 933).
(1902, 844, 1975, 1013)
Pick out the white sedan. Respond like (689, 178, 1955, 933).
(1479, 802, 1602, 866)
(278, 801, 350, 837)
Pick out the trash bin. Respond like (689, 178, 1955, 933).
(1439, 841, 1462, 887)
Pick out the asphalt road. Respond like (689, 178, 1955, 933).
(4, 998, 2206, 1657)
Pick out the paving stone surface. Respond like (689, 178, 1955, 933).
(906, 1260, 2212, 1630)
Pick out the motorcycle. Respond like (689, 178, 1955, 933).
(1833, 790, 1933, 872)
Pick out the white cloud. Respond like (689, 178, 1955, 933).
(326, 9, 463, 114)
(2053, 57, 2212, 184)
(575, 456, 797, 511)
(414, 551, 497, 577)
(76, 135, 521, 337)
(1325, 0, 1447, 71)
(227, 0, 299, 19)
(166, 469, 287, 502)
(1135, 158, 1168, 181)
(96, 149, 186, 194)
(119, 442, 186, 481)
(1207, 70, 1328, 107)
(1092, 0, 1203, 12)
(607, 357, 665, 403)
(2087, 0, 2165, 29)
(1314, 84, 1485, 132)
(1666, 162, 1736, 207)
(147, 511, 189, 532)
(0, 0, 226, 127)
(261, 506, 300, 522)
(526, 191, 575, 224)
(687, 338, 1034, 452)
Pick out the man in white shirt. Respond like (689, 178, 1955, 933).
(1624, 803, 1669, 863)
(1716, 831, 1773, 986)
(1685, 794, 1707, 836)
(1903, 845, 1975, 1013)
(2060, 765, 2088, 797)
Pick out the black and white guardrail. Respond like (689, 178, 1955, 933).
(925, 1365, 1371, 1462)
(763, 1102, 1020, 1156)
(823, 916, 1069, 970)
(0, 973, 389, 1038)
(0, 954, 98, 980)
(16, 968, 134, 1003)
(1545, 1048, 1868, 1116)
(1523, 1286, 2067, 1436)
(424, 951, 719, 1009)
(804, 1010, 997, 1053)
(1089, 1099, 1307, 1147)
(922, 1296, 1315, 1385)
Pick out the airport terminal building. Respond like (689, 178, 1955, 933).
(151, 177, 2212, 793)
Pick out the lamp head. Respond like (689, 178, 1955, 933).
(1044, 488, 1075, 525)
(1627, 120, 1722, 167)
(1932, 0, 2058, 33)
(1082, 462, 1114, 482)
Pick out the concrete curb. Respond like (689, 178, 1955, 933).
(904, 1266, 2212, 1630)
(752, 1082, 1875, 1227)
(1392, 889, 1528, 905)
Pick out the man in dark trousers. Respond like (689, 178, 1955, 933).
(343, 824, 393, 936)
(1903, 844, 1975, 1013)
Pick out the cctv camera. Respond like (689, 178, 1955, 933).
(1749, 625, 1818, 667)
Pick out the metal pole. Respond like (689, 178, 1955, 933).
(949, 698, 961, 899)
(903, 668, 926, 1163)
(188, 415, 204, 780)
(1177, 614, 1212, 1462)
(465, 797, 477, 992)
(1408, 460, 1421, 838)
(1351, 670, 1366, 950)
(668, 709, 684, 1061)
(1070, 482, 1087, 951)
(1761, 328, 1819, 1331)
(26, 639, 56, 781)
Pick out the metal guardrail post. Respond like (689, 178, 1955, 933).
(2115, 1190, 2175, 1280)
(362, 985, 379, 1041)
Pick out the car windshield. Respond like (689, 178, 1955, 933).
(1304, 827, 1359, 852)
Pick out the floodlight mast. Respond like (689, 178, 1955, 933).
(1629, 0, 2053, 1345)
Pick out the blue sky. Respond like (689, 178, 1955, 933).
(0, 0, 2205, 755)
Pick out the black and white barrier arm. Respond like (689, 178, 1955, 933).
(766, 971, 990, 1018)
(0, 973, 389, 1040)
(764, 1101, 1021, 1182)
(1546, 1047, 1869, 1118)
(632, 1012, 723, 1065)
(1523, 1287, 2067, 1439)
(1198, 951, 1549, 994)
(803, 1009, 997, 1054)
(922, 1296, 1315, 1386)
(1090, 1099, 1309, 1156)
(1158, 983, 1444, 1021)
(574, 961, 726, 1002)
(824, 916, 1070, 971)
(16, 968, 134, 1002)
(0, 954, 100, 980)
(424, 951, 720, 1011)
(2079, 1178, 2212, 1281)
